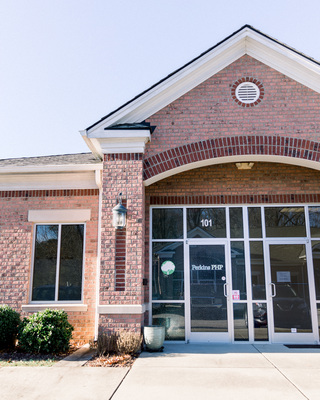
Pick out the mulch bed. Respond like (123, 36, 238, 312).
(85, 353, 139, 368)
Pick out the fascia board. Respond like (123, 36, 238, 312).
(88, 129, 151, 140)
(246, 34, 320, 93)
(0, 163, 102, 175)
(86, 129, 151, 154)
(87, 32, 247, 132)
(0, 171, 99, 190)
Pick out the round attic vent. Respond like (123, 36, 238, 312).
(235, 82, 260, 103)
(231, 78, 264, 107)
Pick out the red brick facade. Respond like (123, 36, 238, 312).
(145, 55, 320, 158)
(98, 154, 146, 333)
(3, 30, 320, 344)
(0, 190, 99, 344)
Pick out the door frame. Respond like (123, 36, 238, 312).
(265, 239, 319, 344)
(185, 239, 233, 342)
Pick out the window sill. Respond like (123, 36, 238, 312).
(22, 304, 88, 312)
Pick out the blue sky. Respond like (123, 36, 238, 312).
(1, 0, 320, 159)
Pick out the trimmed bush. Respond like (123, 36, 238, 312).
(97, 332, 118, 357)
(0, 305, 21, 349)
(18, 309, 74, 354)
(117, 331, 143, 355)
(96, 331, 143, 356)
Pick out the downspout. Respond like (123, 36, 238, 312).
(94, 168, 103, 340)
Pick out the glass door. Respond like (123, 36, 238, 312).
(187, 241, 231, 342)
(267, 242, 317, 343)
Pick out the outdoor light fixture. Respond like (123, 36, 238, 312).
(112, 193, 127, 228)
(235, 162, 254, 170)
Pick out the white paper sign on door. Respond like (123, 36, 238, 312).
(277, 271, 291, 283)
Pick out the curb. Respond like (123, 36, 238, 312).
(53, 344, 96, 367)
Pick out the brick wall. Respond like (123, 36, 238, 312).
(145, 55, 320, 158)
(0, 190, 99, 344)
(99, 154, 146, 332)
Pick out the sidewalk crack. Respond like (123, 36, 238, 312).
(109, 368, 131, 400)
(253, 345, 309, 400)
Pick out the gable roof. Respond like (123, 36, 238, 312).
(84, 25, 320, 136)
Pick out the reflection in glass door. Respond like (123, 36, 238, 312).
(188, 243, 230, 341)
(268, 243, 315, 343)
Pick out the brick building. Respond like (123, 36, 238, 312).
(2, 25, 320, 344)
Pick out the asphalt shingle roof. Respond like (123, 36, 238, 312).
(0, 153, 101, 168)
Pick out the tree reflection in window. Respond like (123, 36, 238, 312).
(32, 224, 84, 301)
(265, 207, 306, 237)
(152, 209, 183, 239)
(187, 208, 226, 238)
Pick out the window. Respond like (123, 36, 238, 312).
(31, 224, 85, 302)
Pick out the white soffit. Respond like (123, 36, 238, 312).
(0, 164, 102, 190)
(28, 209, 91, 222)
(86, 129, 151, 156)
(86, 27, 320, 133)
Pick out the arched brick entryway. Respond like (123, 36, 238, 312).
(143, 135, 320, 185)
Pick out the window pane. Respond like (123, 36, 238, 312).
(231, 242, 246, 300)
(152, 303, 185, 341)
(270, 244, 312, 333)
(233, 303, 248, 341)
(250, 242, 266, 300)
(187, 208, 226, 238)
(58, 225, 84, 301)
(152, 242, 184, 301)
(248, 207, 262, 238)
(229, 208, 243, 238)
(32, 225, 58, 301)
(312, 241, 320, 301)
(265, 207, 306, 237)
(253, 303, 268, 341)
(309, 207, 320, 238)
(152, 208, 183, 239)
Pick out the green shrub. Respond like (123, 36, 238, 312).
(0, 305, 21, 349)
(18, 309, 74, 354)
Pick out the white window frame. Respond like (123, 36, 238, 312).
(29, 222, 86, 304)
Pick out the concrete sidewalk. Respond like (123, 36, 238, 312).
(1, 344, 320, 399)
(114, 344, 320, 400)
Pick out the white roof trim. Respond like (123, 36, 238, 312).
(82, 128, 151, 156)
(0, 163, 102, 175)
(86, 27, 320, 134)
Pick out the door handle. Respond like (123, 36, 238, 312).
(270, 283, 276, 298)
(223, 283, 228, 298)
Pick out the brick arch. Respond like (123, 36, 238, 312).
(143, 135, 320, 185)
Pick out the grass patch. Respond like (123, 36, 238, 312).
(0, 347, 75, 367)
(0, 359, 57, 367)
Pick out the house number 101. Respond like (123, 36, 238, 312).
(200, 219, 212, 227)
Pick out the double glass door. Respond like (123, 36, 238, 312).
(186, 240, 318, 343)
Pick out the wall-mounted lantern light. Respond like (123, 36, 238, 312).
(112, 193, 127, 228)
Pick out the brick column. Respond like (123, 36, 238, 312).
(98, 153, 145, 333)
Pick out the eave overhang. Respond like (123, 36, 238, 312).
(0, 163, 103, 191)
